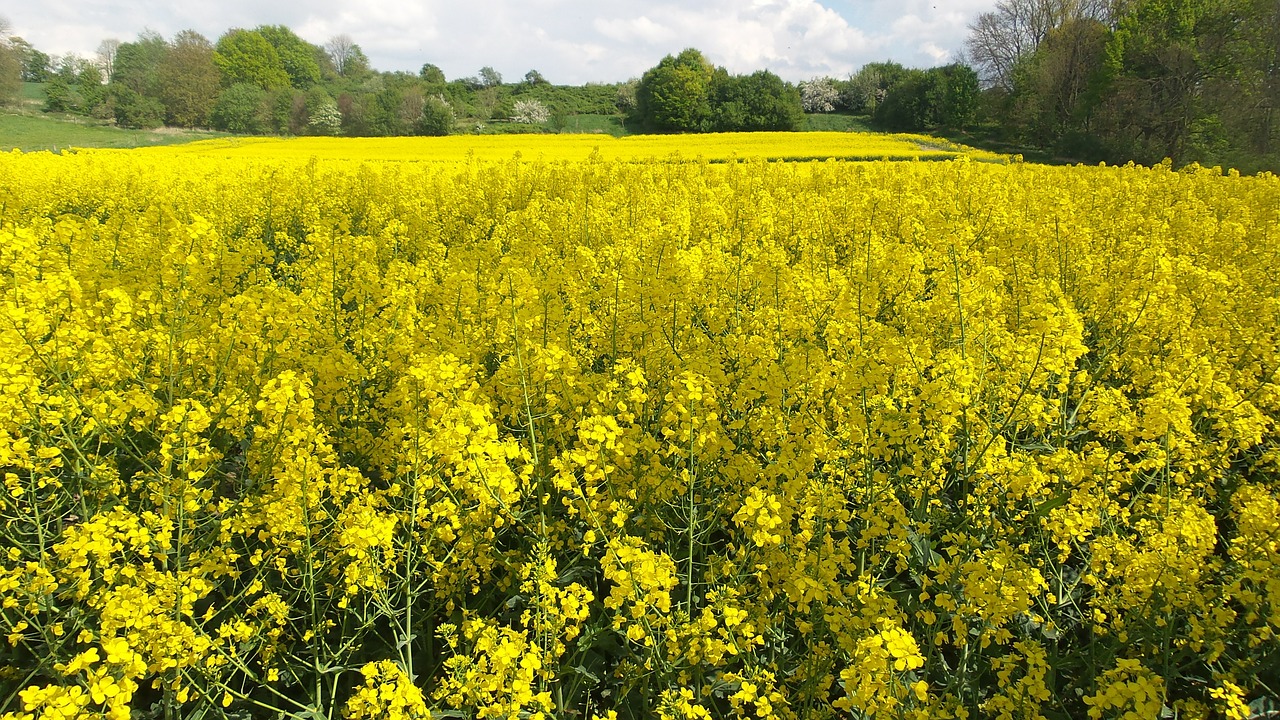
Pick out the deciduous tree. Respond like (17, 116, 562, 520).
(0, 17, 19, 104)
(211, 82, 268, 133)
(113, 30, 167, 98)
(635, 49, 714, 131)
(800, 77, 840, 113)
(109, 84, 164, 127)
(966, 0, 1114, 89)
(708, 69, 804, 131)
(158, 30, 219, 127)
(256, 25, 321, 89)
(324, 34, 357, 75)
(512, 98, 549, 123)
(419, 63, 445, 85)
(479, 66, 503, 88)
(215, 29, 289, 90)
(9, 38, 51, 82)
(95, 39, 120, 82)
(416, 95, 452, 135)
(846, 61, 909, 113)
(1007, 17, 1109, 150)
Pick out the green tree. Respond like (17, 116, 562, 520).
(211, 82, 268, 133)
(113, 30, 167, 98)
(0, 23, 19, 105)
(936, 63, 981, 129)
(478, 66, 502, 87)
(337, 91, 374, 135)
(1125, 0, 1278, 170)
(635, 49, 714, 131)
(873, 68, 936, 130)
(325, 34, 370, 79)
(42, 55, 106, 116)
(110, 85, 164, 128)
(256, 25, 321, 89)
(340, 45, 371, 80)
(9, 38, 51, 82)
(264, 88, 302, 134)
(1088, 0, 1236, 163)
(1223, 0, 1278, 164)
(157, 30, 220, 127)
(75, 59, 108, 117)
(420, 63, 446, 85)
(1006, 17, 1110, 153)
(846, 61, 909, 113)
(416, 95, 453, 136)
(214, 29, 289, 90)
(872, 64, 982, 131)
(44, 76, 74, 113)
(708, 69, 804, 131)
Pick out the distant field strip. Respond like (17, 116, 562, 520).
(97, 131, 1007, 162)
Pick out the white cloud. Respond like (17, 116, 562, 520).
(4, 0, 999, 83)
(593, 16, 671, 45)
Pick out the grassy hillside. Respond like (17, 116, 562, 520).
(20, 81, 46, 104)
(3, 82, 225, 152)
(2, 83, 1004, 155)
(462, 114, 630, 137)
(1, 113, 224, 153)
(803, 113, 874, 132)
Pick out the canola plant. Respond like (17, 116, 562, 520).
(0, 143, 1277, 720)
(126, 131, 1005, 163)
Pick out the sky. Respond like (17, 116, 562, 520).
(5, 0, 996, 85)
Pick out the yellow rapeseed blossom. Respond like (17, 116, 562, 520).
(0, 143, 1276, 719)
(343, 660, 430, 720)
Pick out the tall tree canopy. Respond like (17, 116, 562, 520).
(966, 0, 1279, 170)
(158, 30, 220, 127)
(0, 17, 20, 104)
(707, 69, 804, 132)
(113, 30, 167, 98)
(633, 49, 804, 133)
(967, 0, 1115, 89)
(214, 29, 289, 90)
(255, 25, 321, 89)
(635, 49, 715, 131)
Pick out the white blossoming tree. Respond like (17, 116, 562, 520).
(800, 77, 840, 113)
(512, 98, 550, 124)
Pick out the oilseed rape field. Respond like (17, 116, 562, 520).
(126, 131, 1006, 163)
(0, 134, 1277, 720)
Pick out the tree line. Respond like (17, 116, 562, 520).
(627, 49, 979, 133)
(0, 24, 626, 136)
(1, 0, 1276, 171)
(0, 19, 980, 139)
(964, 0, 1279, 171)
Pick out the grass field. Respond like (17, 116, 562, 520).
(552, 113, 629, 135)
(3, 82, 988, 156)
(0, 113, 225, 153)
(458, 113, 629, 136)
(803, 112, 874, 132)
(19, 82, 46, 104)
